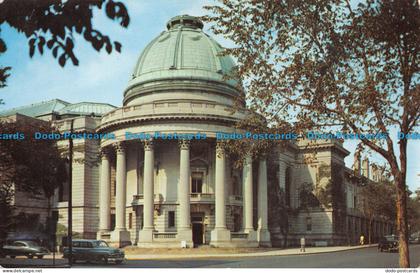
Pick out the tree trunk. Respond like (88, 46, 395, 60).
(395, 174, 410, 268)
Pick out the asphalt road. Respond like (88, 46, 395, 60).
(1, 245, 420, 268)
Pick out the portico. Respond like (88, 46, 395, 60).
(96, 136, 270, 247)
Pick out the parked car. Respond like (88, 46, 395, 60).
(63, 239, 124, 264)
(409, 233, 420, 244)
(378, 235, 399, 252)
(0, 240, 49, 259)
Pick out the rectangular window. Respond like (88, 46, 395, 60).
(353, 196, 357, 208)
(233, 213, 241, 232)
(191, 172, 203, 193)
(306, 217, 312, 231)
(129, 213, 133, 229)
(110, 213, 115, 230)
(113, 179, 117, 196)
(168, 211, 175, 228)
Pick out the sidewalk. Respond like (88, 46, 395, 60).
(122, 244, 377, 260)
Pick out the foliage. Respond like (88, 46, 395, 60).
(407, 189, 420, 233)
(359, 179, 396, 243)
(0, 0, 130, 88)
(205, 0, 419, 267)
(298, 182, 320, 209)
(0, 119, 67, 240)
(267, 163, 294, 248)
(0, 181, 14, 243)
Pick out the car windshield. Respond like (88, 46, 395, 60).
(385, 236, 398, 241)
(95, 241, 109, 247)
(24, 241, 39, 247)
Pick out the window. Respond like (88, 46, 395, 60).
(306, 217, 312, 231)
(353, 196, 357, 208)
(129, 213, 133, 229)
(113, 179, 117, 196)
(233, 214, 242, 232)
(285, 167, 291, 206)
(110, 214, 115, 230)
(168, 211, 175, 228)
(232, 176, 240, 195)
(191, 172, 203, 193)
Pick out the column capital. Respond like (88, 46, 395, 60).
(259, 153, 267, 160)
(215, 141, 226, 158)
(113, 142, 126, 154)
(178, 139, 190, 150)
(143, 140, 154, 151)
(100, 147, 112, 159)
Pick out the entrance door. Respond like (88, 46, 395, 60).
(192, 223, 203, 247)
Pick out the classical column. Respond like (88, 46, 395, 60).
(177, 139, 193, 244)
(139, 140, 155, 243)
(257, 157, 271, 246)
(111, 142, 130, 246)
(98, 149, 111, 234)
(242, 154, 254, 233)
(115, 143, 127, 230)
(211, 141, 231, 246)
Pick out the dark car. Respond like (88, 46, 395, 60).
(0, 240, 49, 259)
(63, 239, 124, 264)
(378, 235, 399, 252)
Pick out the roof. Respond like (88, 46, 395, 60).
(58, 102, 116, 116)
(0, 99, 69, 118)
(125, 15, 239, 97)
(0, 100, 116, 119)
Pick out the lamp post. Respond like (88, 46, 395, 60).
(67, 119, 74, 267)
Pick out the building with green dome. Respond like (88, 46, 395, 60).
(0, 15, 395, 249)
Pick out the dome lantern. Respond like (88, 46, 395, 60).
(166, 14, 204, 30)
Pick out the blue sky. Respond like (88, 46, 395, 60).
(0, 0, 419, 192)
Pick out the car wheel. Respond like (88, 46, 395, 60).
(10, 256, 16, 259)
(37, 255, 43, 259)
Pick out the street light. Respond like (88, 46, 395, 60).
(67, 119, 74, 267)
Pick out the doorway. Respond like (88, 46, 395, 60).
(192, 223, 203, 246)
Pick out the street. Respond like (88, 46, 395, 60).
(1, 245, 419, 268)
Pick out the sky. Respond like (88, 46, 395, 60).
(0, 0, 419, 192)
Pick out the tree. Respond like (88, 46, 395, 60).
(407, 188, 420, 234)
(268, 170, 290, 248)
(359, 179, 396, 244)
(0, 0, 130, 99)
(205, 0, 419, 267)
(0, 119, 67, 243)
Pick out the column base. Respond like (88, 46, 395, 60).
(177, 229, 193, 248)
(245, 229, 258, 245)
(96, 230, 111, 240)
(210, 228, 231, 247)
(110, 229, 131, 247)
(257, 228, 272, 247)
(138, 229, 154, 243)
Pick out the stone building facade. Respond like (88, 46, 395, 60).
(0, 15, 395, 248)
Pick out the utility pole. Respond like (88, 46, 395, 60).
(67, 119, 74, 267)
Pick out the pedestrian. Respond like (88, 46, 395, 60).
(360, 234, 365, 245)
(300, 237, 306, 252)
